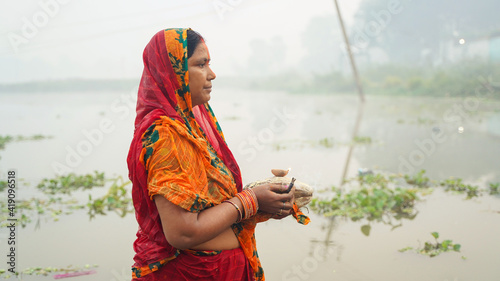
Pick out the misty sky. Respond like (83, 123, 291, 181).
(0, 0, 361, 84)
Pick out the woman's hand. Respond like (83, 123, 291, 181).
(251, 183, 295, 218)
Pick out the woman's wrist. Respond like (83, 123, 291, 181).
(235, 189, 259, 220)
(222, 199, 242, 223)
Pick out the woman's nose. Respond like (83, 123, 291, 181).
(208, 66, 216, 80)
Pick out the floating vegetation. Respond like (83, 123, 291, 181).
(318, 137, 335, 148)
(416, 117, 436, 125)
(87, 176, 133, 219)
(0, 181, 6, 192)
(439, 178, 480, 199)
(37, 171, 105, 195)
(399, 232, 462, 258)
(0, 134, 53, 150)
(352, 136, 372, 144)
(0, 172, 132, 228)
(404, 169, 430, 188)
(310, 172, 421, 234)
(272, 135, 376, 151)
(311, 170, 500, 236)
(273, 137, 336, 151)
(0, 264, 98, 279)
(489, 183, 499, 195)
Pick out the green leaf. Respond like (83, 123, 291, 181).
(398, 247, 413, 252)
(442, 240, 451, 249)
(431, 232, 439, 239)
(361, 224, 371, 236)
(453, 244, 461, 252)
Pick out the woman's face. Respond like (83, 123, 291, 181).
(188, 42, 216, 107)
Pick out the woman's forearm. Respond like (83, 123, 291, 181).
(154, 195, 242, 249)
(154, 183, 294, 249)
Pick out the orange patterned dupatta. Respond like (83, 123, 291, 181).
(127, 28, 308, 281)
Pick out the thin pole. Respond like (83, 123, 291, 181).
(333, 0, 366, 186)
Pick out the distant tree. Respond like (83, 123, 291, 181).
(299, 15, 343, 73)
(245, 36, 286, 76)
(352, 0, 500, 64)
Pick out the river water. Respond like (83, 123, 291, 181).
(0, 88, 499, 280)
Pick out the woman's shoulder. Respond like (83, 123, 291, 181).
(141, 116, 190, 144)
(140, 116, 189, 168)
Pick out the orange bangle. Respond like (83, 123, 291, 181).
(223, 200, 242, 223)
(247, 188, 259, 211)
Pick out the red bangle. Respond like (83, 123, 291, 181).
(236, 189, 258, 220)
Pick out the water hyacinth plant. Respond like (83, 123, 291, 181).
(0, 134, 52, 150)
(399, 232, 462, 258)
(0, 264, 98, 279)
(0, 172, 132, 228)
(439, 178, 480, 199)
(310, 170, 500, 236)
(37, 171, 106, 195)
(87, 176, 133, 219)
(310, 172, 421, 234)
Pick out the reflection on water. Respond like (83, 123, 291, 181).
(0, 90, 499, 281)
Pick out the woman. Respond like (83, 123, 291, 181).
(127, 28, 309, 281)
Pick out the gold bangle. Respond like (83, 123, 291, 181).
(223, 200, 242, 223)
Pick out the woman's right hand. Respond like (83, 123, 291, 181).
(251, 183, 295, 217)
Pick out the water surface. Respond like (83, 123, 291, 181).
(0, 89, 499, 281)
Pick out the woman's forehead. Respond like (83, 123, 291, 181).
(191, 43, 210, 60)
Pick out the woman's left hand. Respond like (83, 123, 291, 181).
(270, 185, 295, 220)
(252, 183, 295, 218)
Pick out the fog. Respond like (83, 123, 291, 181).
(0, 0, 360, 84)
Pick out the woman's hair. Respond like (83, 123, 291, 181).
(187, 29, 204, 59)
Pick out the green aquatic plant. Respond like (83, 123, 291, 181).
(37, 171, 105, 195)
(352, 136, 372, 144)
(311, 173, 420, 232)
(318, 137, 335, 148)
(404, 169, 430, 188)
(440, 178, 480, 199)
(272, 137, 336, 151)
(0, 264, 98, 279)
(489, 182, 499, 195)
(0, 180, 6, 192)
(0, 196, 82, 228)
(312, 171, 498, 236)
(0, 135, 13, 149)
(0, 134, 52, 150)
(0, 173, 132, 228)
(87, 176, 133, 219)
(399, 232, 462, 258)
(357, 172, 391, 188)
(416, 117, 436, 125)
